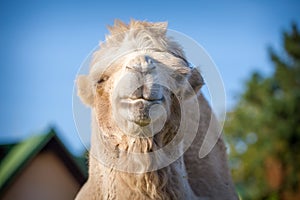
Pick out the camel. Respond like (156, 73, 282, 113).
(75, 20, 238, 200)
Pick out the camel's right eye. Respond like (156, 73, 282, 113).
(97, 76, 108, 84)
(97, 79, 104, 84)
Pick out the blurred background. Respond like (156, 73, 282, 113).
(0, 0, 299, 199)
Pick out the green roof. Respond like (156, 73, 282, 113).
(0, 128, 87, 192)
(0, 130, 54, 190)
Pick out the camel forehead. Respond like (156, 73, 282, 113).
(90, 50, 187, 82)
(123, 51, 186, 67)
(89, 20, 188, 84)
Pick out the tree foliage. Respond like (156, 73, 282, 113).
(225, 23, 300, 200)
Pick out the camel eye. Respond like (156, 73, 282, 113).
(97, 76, 108, 84)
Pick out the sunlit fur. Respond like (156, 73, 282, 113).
(76, 19, 238, 200)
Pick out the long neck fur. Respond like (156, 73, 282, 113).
(89, 111, 196, 200)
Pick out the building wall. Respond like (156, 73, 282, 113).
(2, 150, 81, 200)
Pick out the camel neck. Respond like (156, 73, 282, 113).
(89, 153, 195, 200)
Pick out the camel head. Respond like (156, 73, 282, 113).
(76, 20, 204, 150)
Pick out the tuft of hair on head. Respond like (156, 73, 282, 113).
(107, 19, 168, 36)
(107, 19, 129, 35)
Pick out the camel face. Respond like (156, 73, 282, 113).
(94, 50, 192, 138)
(76, 20, 204, 141)
(114, 54, 165, 130)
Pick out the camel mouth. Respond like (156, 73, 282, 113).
(118, 98, 165, 127)
(119, 98, 164, 113)
(120, 97, 164, 104)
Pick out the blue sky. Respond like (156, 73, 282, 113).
(0, 0, 299, 155)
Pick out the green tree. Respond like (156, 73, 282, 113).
(225, 23, 300, 200)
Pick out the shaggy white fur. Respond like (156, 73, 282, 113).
(75, 19, 238, 200)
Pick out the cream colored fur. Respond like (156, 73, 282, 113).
(75, 20, 238, 200)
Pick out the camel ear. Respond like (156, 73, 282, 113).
(188, 68, 204, 94)
(76, 75, 94, 107)
(181, 68, 204, 98)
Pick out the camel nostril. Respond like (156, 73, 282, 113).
(145, 64, 156, 72)
(126, 65, 137, 71)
